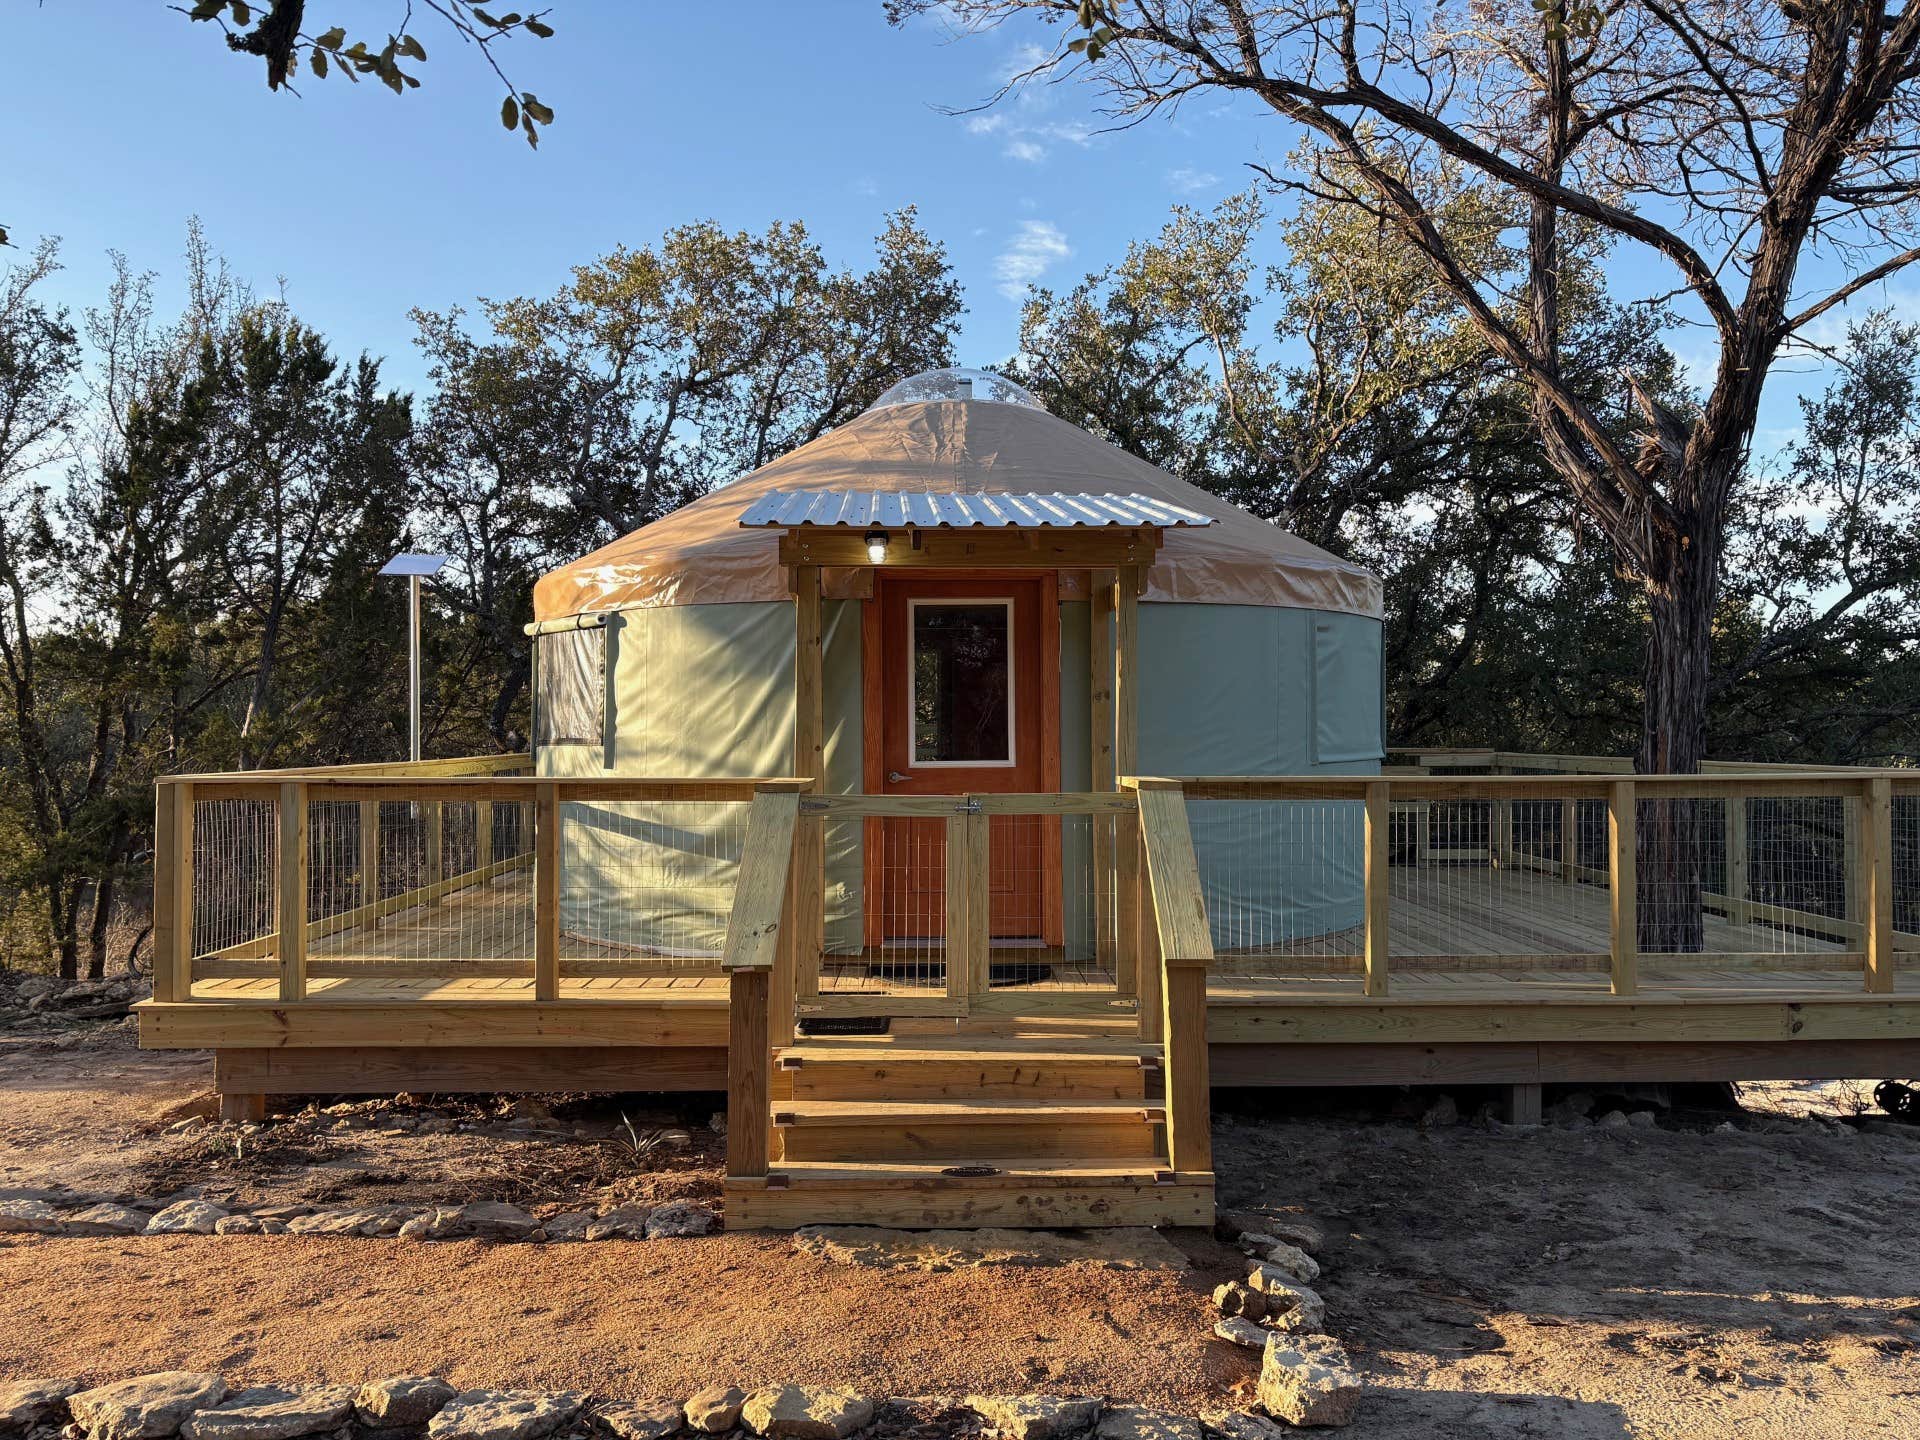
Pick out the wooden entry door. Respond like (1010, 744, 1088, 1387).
(864, 573, 1061, 947)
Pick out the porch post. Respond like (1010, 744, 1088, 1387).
(1115, 565, 1142, 999)
(788, 563, 825, 1046)
(1091, 568, 1117, 970)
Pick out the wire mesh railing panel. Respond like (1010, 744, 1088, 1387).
(1641, 793, 1851, 958)
(556, 798, 749, 971)
(820, 814, 948, 994)
(1188, 798, 1365, 981)
(315, 790, 537, 971)
(189, 798, 277, 959)
(1388, 791, 1610, 965)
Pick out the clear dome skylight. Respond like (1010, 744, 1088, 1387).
(867, 367, 1044, 411)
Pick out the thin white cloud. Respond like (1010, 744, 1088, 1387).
(1004, 139, 1045, 164)
(966, 115, 1006, 136)
(1167, 166, 1221, 194)
(995, 220, 1072, 300)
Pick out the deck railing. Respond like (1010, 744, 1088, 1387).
(1172, 770, 1917, 995)
(150, 757, 811, 1004)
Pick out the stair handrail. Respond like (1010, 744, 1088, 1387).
(1124, 777, 1215, 1177)
(720, 785, 804, 1181)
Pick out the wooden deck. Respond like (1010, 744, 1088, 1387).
(142, 800, 1920, 1113)
(181, 861, 1903, 996)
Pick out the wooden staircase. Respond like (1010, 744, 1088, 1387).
(723, 1022, 1216, 1229)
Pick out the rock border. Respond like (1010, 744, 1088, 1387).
(1, 1375, 1319, 1440)
(0, 1192, 718, 1244)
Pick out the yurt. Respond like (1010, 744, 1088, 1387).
(528, 368, 1383, 970)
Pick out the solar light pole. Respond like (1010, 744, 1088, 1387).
(378, 553, 450, 762)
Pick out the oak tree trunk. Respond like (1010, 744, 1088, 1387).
(1635, 551, 1715, 952)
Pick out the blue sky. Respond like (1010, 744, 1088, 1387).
(11, 4, 1271, 392)
(7, 4, 1905, 444)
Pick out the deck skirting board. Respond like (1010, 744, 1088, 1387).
(139, 1001, 729, 1049)
(1205, 999, 1920, 1046)
(215, 1045, 728, 1094)
(1211, 1038, 1920, 1087)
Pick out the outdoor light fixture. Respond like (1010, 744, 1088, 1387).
(864, 528, 891, 564)
(378, 552, 451, 762)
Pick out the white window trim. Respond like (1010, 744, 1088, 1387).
(905, 596, 1017, 770)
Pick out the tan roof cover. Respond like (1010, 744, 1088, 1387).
(533, 399, 1382, 620)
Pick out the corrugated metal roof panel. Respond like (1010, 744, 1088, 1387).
(737, 489, 1214, 529)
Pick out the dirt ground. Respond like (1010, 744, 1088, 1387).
(3, 1020, 1919, 1439)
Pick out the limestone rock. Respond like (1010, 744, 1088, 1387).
(583, 1206, 652, 1242)
(1627, 1109, 1659, 1129)
(180, 1387, 356, 1440)
(62, 1204, 152, 1236)
(1212, 1317, 1270, 1350)
(538, 1212, 593, 1243)
(1198, 1412, 1286, 1440)
(212, 1216, 260, 1236)
(398, 1215, 435, 1241)
(1420, 1094, 1459, 1128)
(1596, 1110, 1630, 1131)
(795, 1226, 1186, 1272)
(1257, 1335, 1360, 1428)
(965, 1395, 1102, 1440)
(1092, 1408, 1196, 1440)
(1211, 1281, 1265, 1320)
(0, 1198, 61, 1234)
(423, 1203, 540, 1242)
(1261, 1216, 1327, 1255)
(69, 1373, 229, 1440)
(740, 1388, 872, 1440)
(642, 1201, 717, 1239)
(0, 1378, 82, 1432)
(1255, 1242, 1319, 1285)
(286, 1207, 418, 1237)
(590, 1399, 682, 1440)
(145, 1201, 228, 1235)
(425, 1393, 583, 1440)
(1245, 1269, 1327, 1330)
(681, 1387, 745, 1435)
(355, 1378, 455, 1430)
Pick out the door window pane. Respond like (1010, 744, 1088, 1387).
(912, 602, 1011, 763)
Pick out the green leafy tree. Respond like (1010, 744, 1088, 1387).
(179, 0, 558, 146)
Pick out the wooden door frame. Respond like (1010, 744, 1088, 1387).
(861, 569, 1062, 950)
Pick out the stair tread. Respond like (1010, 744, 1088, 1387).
(775, 1098, 1163, 1123)
(765, 1157, 1203, 1183)
(780, 1044, 1156, 1065)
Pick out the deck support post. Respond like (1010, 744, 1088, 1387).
(152, 781, 194, 1003)
(1114, 566, 1141, 1000)
(1364, 780, 1390, 997)
(1863, 775, 1894, 995)
(1490, 763, 1511, 869)
(944, 810, 989, 1004)
(277, 782, 308, 1002)
(1724, 796, 1749, 924)
(476, 798, 494, 872)
(358, 799, 381, 934)
(1091, 568, 1117, 971)
(424, 801, 444, 906)
(1504, 1083, 1543, 1127)
(1135, 778, 1214, 1173)
(219, 1092, 267, 1124)
(534, 782, 560, 1001)
(1608, 780, 1637, 997)
(1161, 958, 1212, 1173)
(1559, 797, 1577, 883)
(725, 966, 771, 1179)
